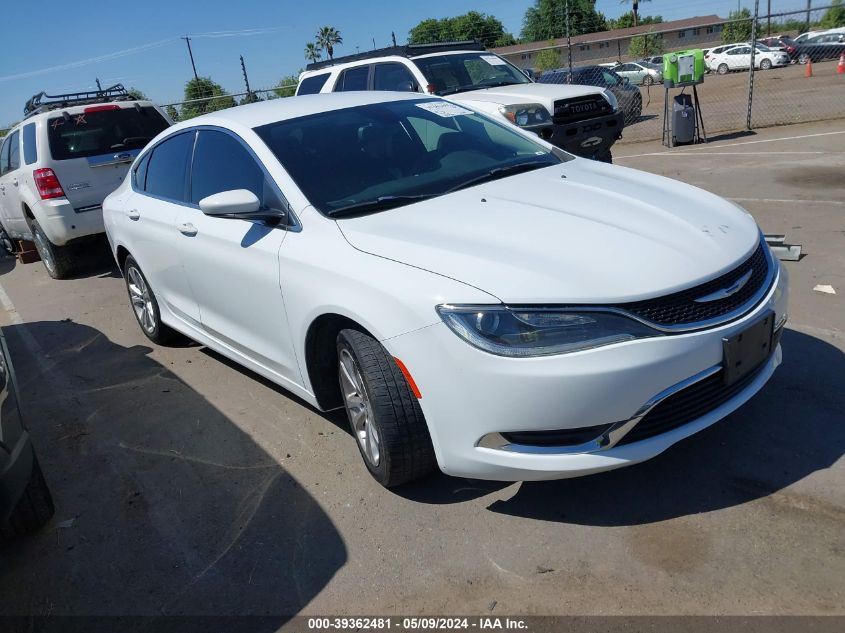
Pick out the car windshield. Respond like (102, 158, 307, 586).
(254, 99, 568, 217)
(411, 52, 531, 96)
(47, 106, 169, 160)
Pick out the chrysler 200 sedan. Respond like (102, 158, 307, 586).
(103, 92, 788, 487)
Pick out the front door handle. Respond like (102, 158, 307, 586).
(127, 209, 140, 220)
(177, 222, 198, 236)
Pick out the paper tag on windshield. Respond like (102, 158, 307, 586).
(481, 54, 507, 66)
(415, 102, 474, 118)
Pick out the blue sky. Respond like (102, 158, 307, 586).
(1, 0, 810, 125)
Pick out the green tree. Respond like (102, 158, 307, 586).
(180, 77, 236, 120)
(619, 0, 651, 27)
(305, 42, 322, 63)
(610, 12, 662, 30)
(273, 74, 300, 98)
(408, 11, 516, 48)
(628, 30, 664, 57)
(521, 0, 608, 42)
(316, 26, 343, 60)
(126, 87, 148, 100)
(722, 8, 753, 44)
(820, 0, 845, 28)
(534, 46, 561, 72)
(165, 105, 179, 122)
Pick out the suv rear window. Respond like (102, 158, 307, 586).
(47, 106, 169, 161)
(297, 73, 330, 95)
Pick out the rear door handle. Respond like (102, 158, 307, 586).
(11, 178, 18, 187)
(177, 222, 198, 236)
(127, 209, 140, 220)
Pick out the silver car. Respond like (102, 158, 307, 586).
(614, 61, 663, 86)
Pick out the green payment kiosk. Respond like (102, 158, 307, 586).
(661, 49, 707, 147)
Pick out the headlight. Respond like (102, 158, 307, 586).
(436, 305, 661, 357)
(498, 103, 551, 127)
(602, 90, 619, 112)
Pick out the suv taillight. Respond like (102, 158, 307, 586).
(33, 168, 65, 200)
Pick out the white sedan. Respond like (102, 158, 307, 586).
(708, 44, 790, 74)
(103, 92, 788, 487)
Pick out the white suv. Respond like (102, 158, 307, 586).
(296, 42, 624, 162)
(0, 85, 171, 278)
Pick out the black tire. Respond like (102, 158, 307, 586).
(596, 149, 613, 163)
(0, 225, 15, 256)
(337, 329, 436, 487)
(123, 255, 180, 345)
(0, 454, 54, 542)
(760, 58, 772, 70)
(798, 53, 810, 65)
(30, 219, 75, 279)
(717, 63, 729, 75)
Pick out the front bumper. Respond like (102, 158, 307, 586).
(549, 111, 624, 159)
(385, 261, 788, 481)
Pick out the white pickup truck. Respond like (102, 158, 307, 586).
(296, 42, 624, 162)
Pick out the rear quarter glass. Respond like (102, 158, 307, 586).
(47, 107, 169, 161)
(298, 73, 331, 95)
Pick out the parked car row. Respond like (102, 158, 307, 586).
(0, 42, 789, 492)
(538, 65, 644, 126)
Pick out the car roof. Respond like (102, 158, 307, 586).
(167, 92, 431, 131)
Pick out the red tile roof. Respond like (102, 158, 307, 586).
(492, 15, 727, 55)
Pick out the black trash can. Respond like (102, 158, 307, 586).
(672, 93, 696, 145)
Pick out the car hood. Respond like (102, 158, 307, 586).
(448, 82, 607, 111)
(336, 159, 760, 304)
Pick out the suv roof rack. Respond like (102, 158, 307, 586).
(305, 40, 485, 72)
(24, 84, 135, 118)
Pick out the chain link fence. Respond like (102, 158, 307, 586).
(159, 84, 296, 122)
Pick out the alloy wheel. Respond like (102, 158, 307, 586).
(339, 348, 380, 467)
(32, 229, 55, 275)
(127, 266, 157, 334)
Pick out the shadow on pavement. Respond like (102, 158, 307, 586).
(486, 329, 844, 525)
(0, 320, 346, 627)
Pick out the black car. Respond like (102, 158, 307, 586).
(538, 65, 643, 126)
(794, 32, 845, 64)
(0, 327, 53, 542)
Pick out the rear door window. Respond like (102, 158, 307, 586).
(7, 131, 20, 172)
(335, 66, 370, 92)
(0, 135, 11, 175)
(47, 106, 169, 161)
(297, 73, 330, 95)
(144, 132, 194, 202)
(23, 124, 37, 165)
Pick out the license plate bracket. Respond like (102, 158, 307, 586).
(722, 312, 774, 385)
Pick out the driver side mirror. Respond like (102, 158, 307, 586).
(396, 81, 418, 92)
(199, 189, 286, 223)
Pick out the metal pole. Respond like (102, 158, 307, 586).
(746, 0, 760, 130)
(806, 0, 812, 32)
(95, 78, 102, 92)
(767, 0, 771, 35)
(240, 55, 252, 99)
(566, 0, 572, 73)
(182, 36, 199, 81)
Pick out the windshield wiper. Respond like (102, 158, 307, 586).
(327, 194, 438, 218)
(438, 84, 481, 96)
(445, 161, 554, 194)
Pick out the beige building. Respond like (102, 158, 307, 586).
(492, 15, 729, 70)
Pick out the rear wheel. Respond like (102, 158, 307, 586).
(0, 454, 54, 542)
(30, 219, 74, 279)
(123, 256, 180, 344)
(337, 329, 436, 487)
(717, 63, 729, 75)
(0, 225, 15, 256)
(798, 53, 810, 65)
(760, 58, 772, 70)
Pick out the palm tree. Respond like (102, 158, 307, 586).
(316, 26, 343, 60)
(304, 42, 322, 63)
(620, 0, 651, 27)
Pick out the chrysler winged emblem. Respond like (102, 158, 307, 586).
(694, 269, 753, 303)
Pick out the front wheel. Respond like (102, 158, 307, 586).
(0, 454, 54, 542)
(30, 219, 74, 279)
(717, 63, 729, 75)
(337, 329, 436, 487)
(760, 58, 772, 70)
(798, 53, 810, 65)
(123, 256, 180, 344)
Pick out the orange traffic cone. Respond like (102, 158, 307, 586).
(839, 52, 845, 74)
(805, 58, 813, 78)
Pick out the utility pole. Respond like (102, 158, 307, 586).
(372, 37, 376, 50)
(182, 36, 199, 81)
(805, 0, 812, 32)
(391, 31, 397, 47)
(566, 0, 572, 73)
(767, 0, 771, 35)
(95, 78, 102, 92)
(240, 55, 253, 101)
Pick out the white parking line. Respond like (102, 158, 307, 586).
(617, 129, 845, 159)
(729, 197, 845, 205)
